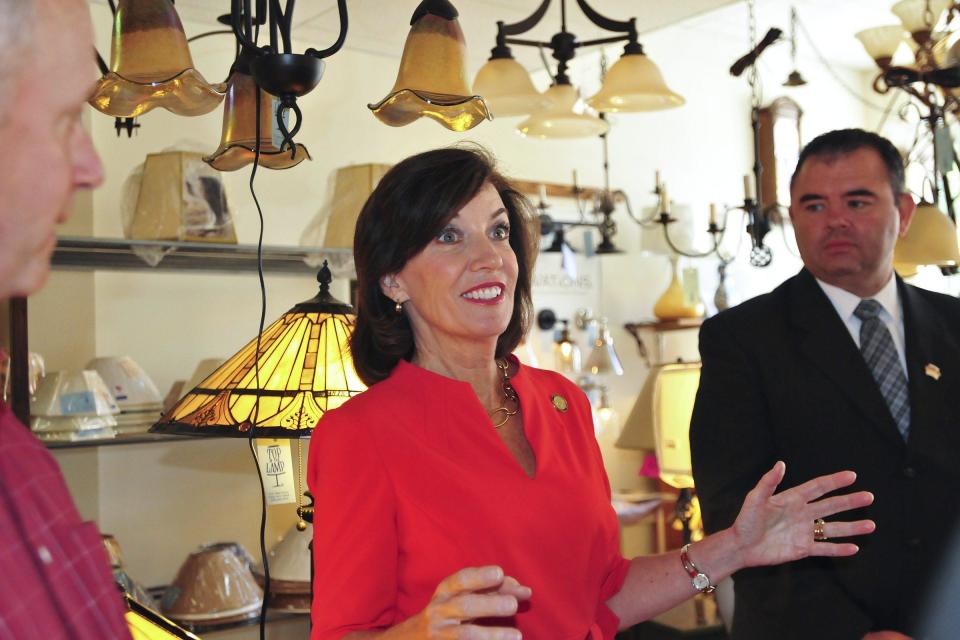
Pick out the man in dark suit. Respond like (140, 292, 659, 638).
(690, 128, 960, 640)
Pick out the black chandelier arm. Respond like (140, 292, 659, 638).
(659, 220, 722, 259)
(306, 0, 348, 59)
(505, 36, 555, 49)
(94, 49, 109, 76)
(576, 0, 636, 36)
(576, 34, 632, 49)
(501, 0, 552, 37)
(232, 0, 259, 51)
(276, 98, 302, 153)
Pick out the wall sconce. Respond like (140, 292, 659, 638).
(369, 0, 490, 132)
(473, 0, 683, 140)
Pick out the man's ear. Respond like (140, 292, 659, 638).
(896, 192, 917, 239)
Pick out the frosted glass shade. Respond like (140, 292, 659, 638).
(369, 4, 490, 131)
(89, 0, 224, 118)
(517, 84, 609, 139)
(894, 203, 960, 268)
(855, 25, 906, 66)
(204, 71, 311, 172)
(473, 57, 551, 117)
(892, 0, 950, 36)
(587, 53, 684, 113)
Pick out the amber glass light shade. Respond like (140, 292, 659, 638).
(472, 57, 551, 117)
(855, 26, 906, 68)
(89, 0, 225, 118)
(616, 362, 700, 489)
(152, 266, 366, 438)
(893, 203, 960, 275)
(517, 84, 609, 139)
(204, 71, 311, 172)
(369, 1, 490, 131)
(587, 53, 684, 113)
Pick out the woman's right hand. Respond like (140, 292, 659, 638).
(410, 565, 531, 639)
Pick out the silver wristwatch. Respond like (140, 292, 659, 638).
(680, 543, 716, 594)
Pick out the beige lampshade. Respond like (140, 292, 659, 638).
(587, 53, 684, 113)
(203, 71, 311, 172)
(517, 83, 609, 139)
(89, 0, 225, 118)
(893, 203, 960, 271)
(152, 264, 366, 437)
(616, 362, 701, 490)
(472, 57, 551, 117)
(321, 164, 392, 249)
(369, 2, 490, 131)
(855, 25, 907, 67)
(892, 0, 950, 39)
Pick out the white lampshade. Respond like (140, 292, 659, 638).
(473, 57, 552, 117)
(587, 53, 684, 113)
(517, 83, 609, 139)
(891, 0, 950, 36)
(894, 203, 960, 271)
(855, 25, 906, 65)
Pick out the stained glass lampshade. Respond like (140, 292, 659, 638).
(89, 0, 225, 118)
(368, 0, 490, 131)
(151, 262, 366, 438)
(124, 594, 201, 640)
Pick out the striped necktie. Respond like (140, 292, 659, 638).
(854, 299, 910, 440)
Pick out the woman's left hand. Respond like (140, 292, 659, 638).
(731, 461, 876, 568)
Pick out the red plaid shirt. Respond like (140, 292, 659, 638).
(0, 403, 130, 639)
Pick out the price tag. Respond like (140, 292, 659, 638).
(256, 439, 297, 506)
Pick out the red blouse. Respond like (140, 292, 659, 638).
(308, 358, 629, 640)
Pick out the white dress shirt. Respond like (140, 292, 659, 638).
(815, 274, 908, 378)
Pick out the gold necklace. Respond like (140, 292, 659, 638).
(490, 359, 520, 429)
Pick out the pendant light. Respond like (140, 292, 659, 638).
(586, 44, 684, 112)
(369, 0, 491, 131)
(89, 0, 226, 118)
(518, 82, 609, 139)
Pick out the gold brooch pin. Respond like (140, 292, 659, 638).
(924, 363, 941, 381)
(551, 394, 568, 412)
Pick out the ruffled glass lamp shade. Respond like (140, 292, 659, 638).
(587, 52, 684, 113)
(855, 26, 907, 68)
(472, 57, 551, 117)
(518, 83, 609, 139)
(151, 263, 366, 438)
(89, 0, 225, 118)
(203, 71, 311, 172)
(368, 0, 490, 131)
(893, 203, 960, 276)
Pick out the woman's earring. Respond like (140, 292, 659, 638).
(395, 300, 403, 314)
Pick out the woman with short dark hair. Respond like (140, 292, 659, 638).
(308, 146, 875, 640)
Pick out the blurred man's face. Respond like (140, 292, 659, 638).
(0, 0, 104, 299)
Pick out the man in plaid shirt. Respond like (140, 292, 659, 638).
(0, 0, 131, 637)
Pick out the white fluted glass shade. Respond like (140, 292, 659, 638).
(587, 53, 684, 112)
(891, 0, 950, 35)
(855, 26, 906, 66)
(517, 84, 609, 139)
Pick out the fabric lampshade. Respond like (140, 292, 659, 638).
(517, 83, 609, 139)
(587, 52, 684, 113)
(89, 0, 225, 118)
(472, 57, 551, 117)
(368, 0, 490, 131)
(319, 164, 392, 249)
(616, 362, 701, 489)
(151, 263, 366, 437)
(893, 203, 960, 275)
(204, 70, 311, 172)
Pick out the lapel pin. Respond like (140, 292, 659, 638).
(551, 394, 568, 412)
(924, 363, 941, 381)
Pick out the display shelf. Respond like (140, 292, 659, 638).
(44, 430, 205, 450)
(51, 236, 352, 274)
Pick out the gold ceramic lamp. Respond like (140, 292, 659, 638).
(204, 70, 311, 172)
(587, 46, 684, 113)
(89, 0, 225, 118)
(368, 0, 491, 131)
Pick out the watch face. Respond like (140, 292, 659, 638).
(693, 573, 711, 591)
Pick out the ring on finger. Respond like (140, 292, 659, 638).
(813, 518, 828, 541)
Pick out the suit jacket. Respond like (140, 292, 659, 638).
(689, 268, 960, 639)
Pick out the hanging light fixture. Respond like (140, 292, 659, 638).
(585, 318, 623, 377)
(474, 0, 683, 139)
(89, 0, 226, 118)
(782, 7, 807, 87)
(369, 0, 490, 131)
(894, 202, 960, 275)
(203, 54, 311, 172)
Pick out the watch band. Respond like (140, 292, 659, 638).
(680, 543, 716, 594)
